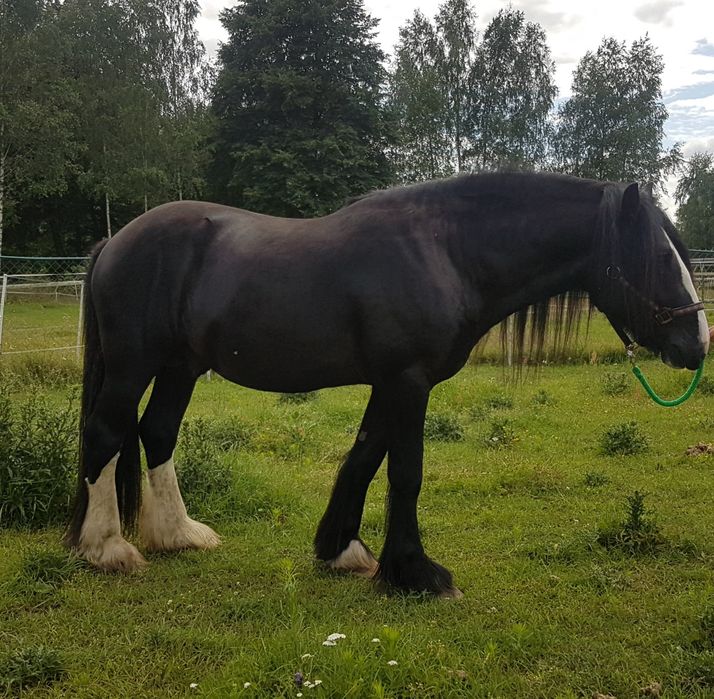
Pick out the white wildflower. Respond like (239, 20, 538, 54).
(189, 683, 198, 689)
(322, 640, 336, 647)
(243, 682, 251, 688)
(297, 694, 303, 698)
(301, 653, 313, 659)
(387, 660, 398, 666)
(313, 680, 322, 686)
(326, 633, 346, 642)
(304, 681, 314, 688)
(371, 638, 380, 643)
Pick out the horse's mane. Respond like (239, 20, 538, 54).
(344, 172, 675, 367)
(501, 179, 671, 368)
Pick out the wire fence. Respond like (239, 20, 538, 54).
(0, 262, 86, 357)
(0, 255, 90, 278)
(2, 252, 714, 358)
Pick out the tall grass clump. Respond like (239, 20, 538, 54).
(485, 418, 518, 449)
(279, 391, 319, 405)
(597, 491, 665, 554)
(600, 371, 629, 396)
(697, 376, 714, 396)
(424, 412, 464, 442)
(176, 418, 233, 516)
(0, 646, 66, 692)
(176, 418, 287, 523)
(599, 421, 648, 456)
(0, 390, 77, 528)
(0, 355, 81, 389)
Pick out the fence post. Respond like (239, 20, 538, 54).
(76, 280, 85, 359)
(0, 273, 7, 354)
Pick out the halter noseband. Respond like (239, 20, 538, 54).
(605, 265, 704, 342)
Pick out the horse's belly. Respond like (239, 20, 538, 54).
(203, 328, 367, 392)
(212, 353, 365, 392)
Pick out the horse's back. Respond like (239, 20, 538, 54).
(89, 199, 470, 389)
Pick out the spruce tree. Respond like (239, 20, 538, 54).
(209, 0, 391, 217)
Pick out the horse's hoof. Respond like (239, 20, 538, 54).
(327, 539, 378, 578)
(77, 535, 147, 573)
(141, 516, 221, 552)
(438, 586, 464, 599)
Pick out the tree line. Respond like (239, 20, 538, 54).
(2, 0, 712, 257)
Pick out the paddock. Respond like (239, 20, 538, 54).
(1, 307, 713, 696)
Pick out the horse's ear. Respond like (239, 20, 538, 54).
(642, 182, 653, 198)
(621, 183, 640, 224)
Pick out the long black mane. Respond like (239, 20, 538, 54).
(348, 171, 677, 366)
(505, 176, 675, 366)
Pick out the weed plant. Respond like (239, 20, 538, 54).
(279, 391, 319, 404)
(584, 470, 610, 487)
(484, 393, 514, 410)
(600, 421, 649, 456)
(0, 646, 66, 692)
(176, 418, 233, 516)
(531, 389, 555, 406)
(601, 371, 629, 396)
(697, 376, 714, 396)
(485, 417, 517, 448)
(597, 491, 665, 554)
(0, 390, 77, 528)
(423, 412, 464, 442)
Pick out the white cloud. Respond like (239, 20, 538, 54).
(634, 0, 683, 26)
(682, 137, 714, 157)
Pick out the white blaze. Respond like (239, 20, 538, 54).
(667, 236, 709, 353)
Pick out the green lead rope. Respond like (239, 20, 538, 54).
(631, 360, 704, 407)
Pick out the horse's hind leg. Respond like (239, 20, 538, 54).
(314, 387, 388, 577)
(138, 365, 220, 553)
(74, 372, 151, 572)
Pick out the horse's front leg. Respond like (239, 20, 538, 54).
(377, 371, 463, 598)
(314, 387, 388, 577)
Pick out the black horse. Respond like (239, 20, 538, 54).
(65, 172, 708, 597)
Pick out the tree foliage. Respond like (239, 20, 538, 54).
(2, 0, 702, 259)
(388, 1, 555, 181)
(553, 36, 681, 187)
(209, 0, 392, 217)
(435, 0, 477, 172)
(0, 0, 81, 259)
(468, 8, 556, 169)
(388, 11, 451, 182)
(676, 153, 714, 249)
(2, 0, 210, 254)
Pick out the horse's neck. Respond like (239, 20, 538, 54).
(457, 193, 599, 328)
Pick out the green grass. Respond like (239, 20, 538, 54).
(0, 297, 81, 357)
(1, 305, 714, 696)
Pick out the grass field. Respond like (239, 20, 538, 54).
(0, 295, 81, 357)
(1, 305, 714, 697)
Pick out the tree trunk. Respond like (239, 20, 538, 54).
(0, 147, 5, 272)
(105, 190, 112, 238)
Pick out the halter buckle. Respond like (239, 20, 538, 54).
(654, 308, 673, 325)
(626, 343, 637, 365)
(606, 265, 621, 280)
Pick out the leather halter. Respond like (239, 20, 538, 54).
(605, 265, 704, 345)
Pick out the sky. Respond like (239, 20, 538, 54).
(196, 0, 714, 208)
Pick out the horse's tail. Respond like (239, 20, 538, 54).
(65, 239, 144, 549)
(65, 240, 109, 547)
